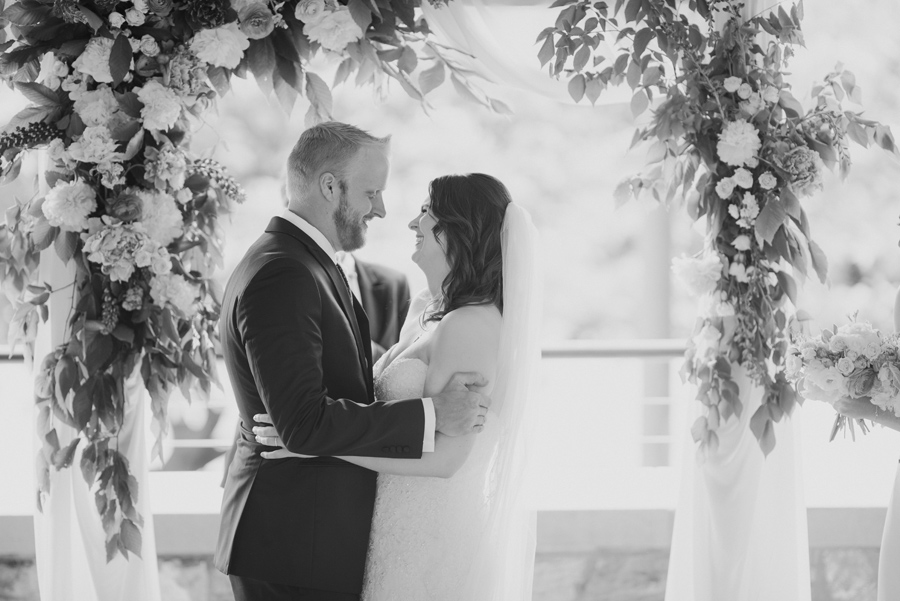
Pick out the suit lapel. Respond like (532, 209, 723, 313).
(266, 217, 370, 376)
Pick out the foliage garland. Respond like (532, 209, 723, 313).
(0, 0, 489, 561)
(542, 0, 898, 456)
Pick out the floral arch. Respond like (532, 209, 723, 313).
(0, 0, 896, 587)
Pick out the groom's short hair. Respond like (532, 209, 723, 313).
(287, 122, 391, 194)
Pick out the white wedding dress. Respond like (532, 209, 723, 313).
(361, 355, 503, 601)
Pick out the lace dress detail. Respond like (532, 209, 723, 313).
(362, 357, 500, 601)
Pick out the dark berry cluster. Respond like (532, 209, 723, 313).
(101, 288, 120, 334)
(0, 121, 63, 156)
(189, 158, 247, 203)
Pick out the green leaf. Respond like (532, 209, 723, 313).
(489, 98, 512, 115)
(418, 61, 444, 95)
(161, 307, 180, 343)
(247, 37, 276, 84)
(3, 1, 51, 27)
(304, 71, 332, 125)
(537, 35, 554, 67)
(13, 81, 61, 107)
(52, 437, 80, 469)
(776, 271, 798, 305)
(450, 74, 483, 107)
(115, 91, 144, 118)
(630, 88, 648, 118)
(120, 518, 143, 558)
(754, 198, 786, 244)
(110, 119, 141, 143)
(54, 230, 77, 264)
(77, 5, 103, 31)
(8, 105, 55, 128)
(568, 73, 585, 103)
(573, 44, 590, 72)
(625, 59, 641, 89)
(206, 66, 231, 97)
(585, 77, 604, 105)
(397, 47, 417, 74)
(633, 28, 653, 57)
(109, 34, 132, 88)
(778, 90, 804, 119)
(347, 0, 372, 32)
(808, 239, 828, 284)
(123, 127, 145, 161)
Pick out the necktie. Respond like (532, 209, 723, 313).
(335, 263, 353, 297)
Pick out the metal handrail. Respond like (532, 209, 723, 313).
(1, 339, 688, 362)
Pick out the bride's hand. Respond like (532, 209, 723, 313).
(252, 414, 318, 459)
(833, 396, 876, 421)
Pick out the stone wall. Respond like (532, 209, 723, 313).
(0, 549, 880, 601)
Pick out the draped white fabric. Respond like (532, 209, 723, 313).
(32, 156, 161, 601)
(421, 0, 630, 106)
(664, 366, 811, 601)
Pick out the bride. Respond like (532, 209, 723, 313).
(254, 173, 540, 600)
(833, 286, 900, 601)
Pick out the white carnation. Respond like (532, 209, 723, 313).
(737, 83, 753, 99)
(150, 272, 198, 317)
(763, 85, 779, 104)
(717, 119, 761, 167)
(189, 23, 250, 69)
(73, 85, 120, 127)
(136, 189, 184, 247)
(72, 37, 116, 83)
(303, 6, 363, 52)
(42, 180, 97, 232)
(67, 125, 118, 165)
(136, 80, 182, 131)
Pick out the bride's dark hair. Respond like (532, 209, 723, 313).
(425, 173, 511, 322)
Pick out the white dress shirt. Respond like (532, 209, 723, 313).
(280, 210, 436, 452)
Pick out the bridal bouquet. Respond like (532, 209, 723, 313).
(786, 319, 900, 439)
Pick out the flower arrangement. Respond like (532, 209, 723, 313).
(787, 318, 900, 439)
(0, 0, 487, 561)
(542, 0, 898, 455)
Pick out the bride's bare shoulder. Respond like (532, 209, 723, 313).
(435, 304, 502, 339)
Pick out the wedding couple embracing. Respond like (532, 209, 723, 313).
(213, 121, 540, 600)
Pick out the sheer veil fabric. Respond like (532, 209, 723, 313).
(461, 203, 541, 600)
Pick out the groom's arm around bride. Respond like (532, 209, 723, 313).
(215, 122, 488, 601)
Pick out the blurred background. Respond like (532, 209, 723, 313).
(1, 0, 900, 598)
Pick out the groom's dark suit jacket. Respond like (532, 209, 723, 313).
(214, 217, 426, 594)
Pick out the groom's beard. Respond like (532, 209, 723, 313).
(333, 190, 367, 252)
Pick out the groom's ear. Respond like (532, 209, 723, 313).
(320, 172, 338, 203)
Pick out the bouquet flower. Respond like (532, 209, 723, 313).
(787, 319, 900, 439)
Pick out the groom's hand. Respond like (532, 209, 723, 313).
(433, 372, 491, 436)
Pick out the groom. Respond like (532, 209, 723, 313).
(214, 122, 490, 601)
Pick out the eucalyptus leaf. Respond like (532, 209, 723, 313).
(418, 62, 444, 95)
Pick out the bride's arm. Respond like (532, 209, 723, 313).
(834, 396, 900, 432)
(259, 307, 501, 478)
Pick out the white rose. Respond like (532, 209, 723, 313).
(72, 37, 116, 83)
(836, 356, 855, 376)
(745, 156, 759, 169)
(717, 119, 761, 167)
(763, 85, 779, 104)
(303, 6, 364, 52)
(731, 235, 751, 251)
(136, 80, 182, 131)
(785, 354, 803, 376)
(150, 273, 198, 317)
(715, 177, 736, 199)
(140, 35, 160, 57)
(732, 167, 753, 189)
(43, 180, 97, 232)
(740, 92, 764, 116)
(189, 22, 250, 69)
(737, 83, 753, 99)
(758, 171, 777, 190)
(294, 0, 327, 23)
(175, 188, 193, 204)
(723, 76, 742, 93)
(125, 7, 145, 25)
(109, 11, 126, 28)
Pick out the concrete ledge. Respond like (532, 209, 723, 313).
(1, 507, 887, 559)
